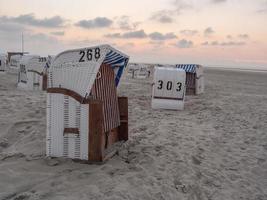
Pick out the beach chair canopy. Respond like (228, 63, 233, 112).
(49, 44, 129, 98)
(19, 55, 47, 72)
(175, 64, 200, 73)
(18, 55, 51, 86)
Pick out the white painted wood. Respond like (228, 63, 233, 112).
(152, 67, 186, 110)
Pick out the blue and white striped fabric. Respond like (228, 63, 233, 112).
(103, 50, 129, 86)
(176, 64, 197, 73)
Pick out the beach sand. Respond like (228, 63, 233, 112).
(0, 68, 266, 200)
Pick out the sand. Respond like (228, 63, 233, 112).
(0, 68, 266, 200)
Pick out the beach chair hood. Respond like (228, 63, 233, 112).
(49, 45, 129, 98)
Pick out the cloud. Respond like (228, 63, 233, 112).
(174, 39, 193, 48)
(238, 34, 249, 39)
(202, 41, 246, 46)
(148, 32, 177, 40)
(121, 30, 147, 38)
(25, 33, 59, 45)
(105, 30, 177, 40)
(150, 0, 194, 24)
(105, 33, 122, 38)
(204, 27, 215, 36)
(201, 41, 209, 46)
(256, 1, 267, 13)
(75, 17, 113, 29)
(150, 10, 175, 23)
(180, 29, 198, 36)
(115, 16, 140, 30)
(257, 8, 267, 13)
(105, 30, 147, 39)
(150, 1, 193, 24)
(0, 13, 66, 28)
(0, 22, 25, 32)
(201, 41, 218, 46)
(50, 31, 65, 36)
(220, 41, 246, 46)
(211, 0, 227, 3)
(173, 0, 193, 13)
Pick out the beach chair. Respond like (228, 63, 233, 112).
(17, 55, 50, 90)
(46, 44, 129, 162)
(152, 66, 186, 110)
(0, 54, 7, 73)
(8, 54, 23, 74)
(175, 64, 204, 95)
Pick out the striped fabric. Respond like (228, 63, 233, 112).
(103, 50, 129, 86)
(91, 64, 120, 132)
(176, 64, 198, 73)
(44, 56, 53, 69)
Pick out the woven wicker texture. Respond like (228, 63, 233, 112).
(47, 45, 129, 160)
(17, 56, 48, 90)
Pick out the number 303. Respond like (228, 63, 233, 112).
(157, 80, 182, 91)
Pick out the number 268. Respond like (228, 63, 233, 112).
(79, 48, 101, 62)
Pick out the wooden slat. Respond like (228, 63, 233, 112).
(107, 128, 119, 146)
(47, 88, 91, 104)
(27, 69, 43, 76)
(90, 64, 120, 133)
(63, 128, 79, 135)
(42, 74, 48, 91)
(153, 96, 184, 100)
(88, 99, 105, 162)
(186, 72, 196, 95)
(118, 97, 128, 141)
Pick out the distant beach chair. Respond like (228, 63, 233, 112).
(175, 64, 204, 95)
(127, 63, 150, 79)
(17, 55, 51, 90)
(8, 54, 23, 74)
(152, 67, 186, 110)
(136, 66, 149, 79)
(46, 45, 129, 162)
(0, 54, 7, 74)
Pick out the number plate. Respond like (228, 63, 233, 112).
(153, 67, 186, 100)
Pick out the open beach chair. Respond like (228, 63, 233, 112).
(46, 44, 129, 162)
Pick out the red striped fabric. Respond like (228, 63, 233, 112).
(91, 64, 120, 132)
(186, 72, 196, 94)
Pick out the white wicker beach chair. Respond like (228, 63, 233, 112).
(8, 54, 23, 74)
(0, 54, 7, 73)
(17, 56, 51, 90)
(152, 67, 186, 110)
(46, 44, 129, 162)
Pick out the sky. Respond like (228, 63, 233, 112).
(0, 0, 267, 69)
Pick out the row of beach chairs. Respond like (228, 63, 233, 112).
(0, 44, 204, 163)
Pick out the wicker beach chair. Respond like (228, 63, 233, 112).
(152, 67, 186, 110)
(46, 45, 129, 162)
(17, 56, 51, 90)
(175, 64, 204, 95)
(0, 54, 7, 73)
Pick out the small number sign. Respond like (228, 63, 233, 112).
(153, 67, 186, 100)
(39, 57, 47, 62)
(79, 48, 101, 62)
(157, 80, 183, 91)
